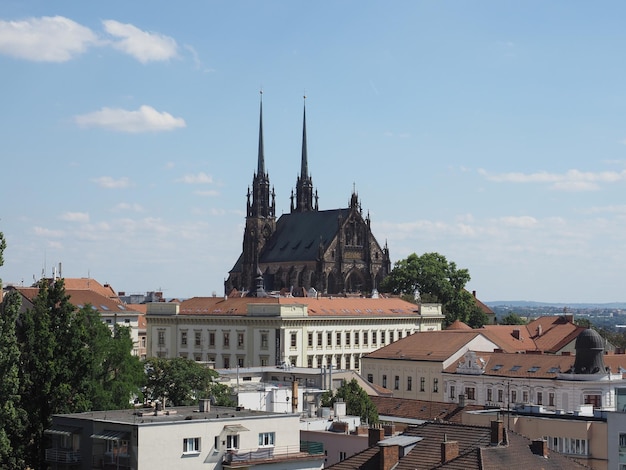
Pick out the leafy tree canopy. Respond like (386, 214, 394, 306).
(144, 357, 234, 407)
(325, 379, 378, 425)
(499, 313, 527, 325)
(381, 252, 487, 328)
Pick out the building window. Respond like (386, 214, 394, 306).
(354, 331, 359, 346)
(260, 356, 268, 367)
(465, 387, 476, 400)
(308, 333, 313, 348)
(382, 375, 387, 388)
(372, 331, 377, 345)
(158, 330, 165, 346)
(584, 394, 602, 408)
(449, 385, 455, 400)
(209, 332, 215, 347)
(183, 437, 200, 454)
(195, 331, 202, 347)
(339, 451, 347, 461)
(317, 333, 323, 347)
(497, 389, 503, 402)
(345, 332, 351, 347)
(522, 391, 529, 403)
(487, 388, 493, 402)
(327, 332, 332, 347)
(227, 435, 239, 450)
(259, 432, 275, 447)
(363, 331, 368, 345)
(237, 333, 244, 347)
(367, 374, 373, 383)
(290, 333, 297, 348)
(407, 376, 412, 391)
(223, 332, 230, 347)
(336, 332, 342, 346)
(336, 355, 342, 369)
(511, 390, 517, 403)
(537, 392, 543, 405)
(394, 376, 400, 390)
(181, 331, 187, 346)
(261, 333, 268, 349)
(433, 378, 439, 393)
(549, 392, 555, 406)
(224, 356, 230, 368)
(420, 377, 425, 392)
(398, 330, 403, 339)
(141, 337, 146, 348)
(237, 357, 244, 368)
(307, 356, 313, 368)
(381, 331, 386, 345)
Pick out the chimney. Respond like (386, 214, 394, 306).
(369, 427, 385, 447)
(199, 398, 210, 412)
(291, 380, 299, 413)
(530, 439, 548, 458)
(441, 437, 459, 463)
(490, 420, 504, 445)
(379, 443, 400, 470)
(458, 394, 466, 408)
(536, 325, 542, 337)
(472, 290, 477, 297)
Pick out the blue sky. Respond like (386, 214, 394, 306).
(2, 1, 626, 303)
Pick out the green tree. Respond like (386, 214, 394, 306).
(0, 232, 27, 469)
(381, 252, 486, 328)
(144, 357, 227, 407)
(327, 379, 378, 425)
(499, 313, 527, 325)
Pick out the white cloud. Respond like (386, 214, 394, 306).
(112, 202, 144, 212)
(74, 105, 186, 133)
(177, 172, 214, 184)
(499, 216, 538, 228)
(103, 20, 178, 63)
(0, 16, 98, 62)
(92, 176, 131, 189)
(60, 211, 90, 223)
(33, 226, 64, 237)
(478, 168, 626, 191)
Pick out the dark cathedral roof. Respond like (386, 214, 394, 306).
(260, 208, 350, 263)
(229, 208, 351, 274)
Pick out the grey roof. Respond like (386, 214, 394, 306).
(260, 208, 349, 263)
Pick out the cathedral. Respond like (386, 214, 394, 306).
(225, 96, 391, 296)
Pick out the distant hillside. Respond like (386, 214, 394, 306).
(486, 300, 626, 309)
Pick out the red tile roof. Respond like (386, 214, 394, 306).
(371, 396, 484, 423)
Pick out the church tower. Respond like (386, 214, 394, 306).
(241, 92, 275, 293)
(291, 97, 318, 213)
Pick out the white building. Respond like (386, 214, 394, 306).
(146, 296, 444, 371)
(45, 402, 325, 470)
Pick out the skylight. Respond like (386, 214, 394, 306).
(547, 366, 560, 373)
(491, 364, 503, 371)
(100, 305, 109, 311)
(527, 366, 540, 373)
(510, 365, 521, 372)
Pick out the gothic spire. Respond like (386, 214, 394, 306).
(301, 95, 308, 179)
(257, 90, 265, 176)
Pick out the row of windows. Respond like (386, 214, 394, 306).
(368, 374, 439, 393)
(183, 432, 276, 455)
(304, 330, 409, 349)
(449, 385, 559, 407)
(307, 354, 361, 369)
(158, 331, 270, 350)
(545, 435, 588, 456)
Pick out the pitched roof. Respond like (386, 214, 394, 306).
(260, 209, 351, 263)
(176, 296, 422, 318)
(59, 278, 119, 299)
(363, 330, 484, 362)
(328, 422, 589, 470)
(371, 396, 484, 423)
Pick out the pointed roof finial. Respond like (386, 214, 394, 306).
(257, 89, 265, 176)
(301, 93, 308, 179)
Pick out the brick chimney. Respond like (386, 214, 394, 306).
(530, 439, 548, 457)
(441, 436, 459, 463)
(369, 427, 385, 447)
(490, 420, 503, 445)
(379, 443, 399, 470)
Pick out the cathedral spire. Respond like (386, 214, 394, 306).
(257, 90, 265, 176)
(301, 95, 308, 180)
(292, 94, 317, 213)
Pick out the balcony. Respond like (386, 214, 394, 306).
(92, 453, 131, 469)
(223, 442, 324, 468)
(45, 448, 81, 464)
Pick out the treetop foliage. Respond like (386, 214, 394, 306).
(381, 252, 487, 328)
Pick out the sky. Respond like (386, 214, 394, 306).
(2, 1, 626, 303)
